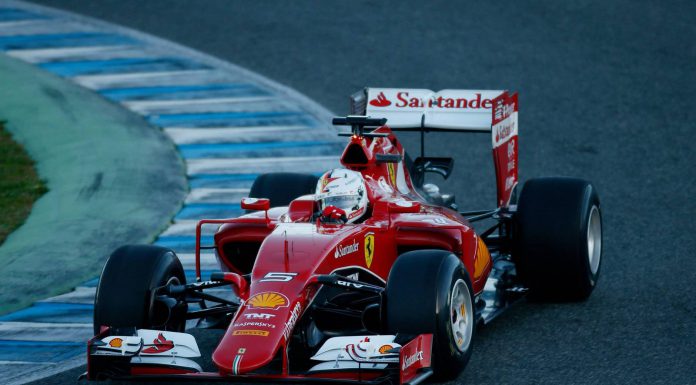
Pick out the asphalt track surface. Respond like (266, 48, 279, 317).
(27, 1, 696, 384)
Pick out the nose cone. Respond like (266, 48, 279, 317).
(212, 292, 301, 375)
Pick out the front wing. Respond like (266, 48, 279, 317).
(84, 328, 433, 385)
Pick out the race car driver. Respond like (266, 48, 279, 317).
(315, 169, 369, 224)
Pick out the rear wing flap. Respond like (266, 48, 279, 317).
(350, 88, 501, 131)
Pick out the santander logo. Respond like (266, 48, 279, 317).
(369, 90, 494, 110)
(402, 350, 424, 370)
(394, 92, 492, 109)
(369, 92, 391, 107)
(495, 119, 514, 143)
(142, 333, 174, 354)
(335, 240, 359, 258)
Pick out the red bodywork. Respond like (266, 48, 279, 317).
(198, 125, 493, 376)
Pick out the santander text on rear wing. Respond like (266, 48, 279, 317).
(350, 87, 519, 208)
(351, 88, 503, 132)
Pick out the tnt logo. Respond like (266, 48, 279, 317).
(244, 313, 275, 320)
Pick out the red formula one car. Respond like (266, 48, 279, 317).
(85, 89, 602, 384)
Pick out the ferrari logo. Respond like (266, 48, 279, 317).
(364, 233, 375, 268)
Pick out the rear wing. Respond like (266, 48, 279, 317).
(350, 88, 502, 132)
(349, 88, 519, 207)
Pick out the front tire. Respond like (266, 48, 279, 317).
(384, 250, 474, 380)
(514, 177, 602, 301)
(93, 245, 187, 335)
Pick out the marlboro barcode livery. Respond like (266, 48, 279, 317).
(86, 88, 602, 384)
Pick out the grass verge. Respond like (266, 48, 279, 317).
(0, 120, 47, 245)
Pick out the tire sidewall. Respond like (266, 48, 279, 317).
(432, 256, 474, 378)
(385, 250, 474, 380)
(577, 187, 602, 292)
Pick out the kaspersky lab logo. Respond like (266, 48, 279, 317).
(369, 92, 391, 107)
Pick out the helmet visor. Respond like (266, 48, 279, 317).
(322, 195, 360, 212)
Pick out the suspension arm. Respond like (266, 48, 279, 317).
(313, 275, 385, 294)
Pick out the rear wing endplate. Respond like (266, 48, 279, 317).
(491, 92, 519, 207)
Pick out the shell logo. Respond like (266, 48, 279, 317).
(108, 338, 123, 348)
(378, 344, 393, 354)
(247, 292, 289, 310)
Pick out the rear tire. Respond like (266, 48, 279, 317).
(93, 245, 187, 335)
(514, 177, 602, 301)
(249, 172, 318, 208)
(384, 250, 474, 380)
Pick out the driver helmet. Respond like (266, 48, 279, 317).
(315, 168, 368, 223)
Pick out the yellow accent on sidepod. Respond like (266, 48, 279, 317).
(474, 237, 491, 280)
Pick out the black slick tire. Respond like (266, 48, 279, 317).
(93, 245, 186, 335)
(384, 250, 475, 380)
(514, 177, 602, 301)
(249, 172, 318, 208)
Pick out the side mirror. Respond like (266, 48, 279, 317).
(388, 200, 421, 213)
(241, 197, 270, 211)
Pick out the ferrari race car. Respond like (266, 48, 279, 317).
(85, 88, 602, 384)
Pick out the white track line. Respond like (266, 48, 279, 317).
(186, 156, 338, 175)
(4, 356, 85, 385)
(176, 253, 219, 271)
(0, 361, 53, 365)
(184, 188, 250, 204)
(0, 19, 97, 35)
(39, 286, 96, 304)
(159, 221, 216, 237)
(0, 322, 92, 342)
(164, 126, 323, 144)
(123, 96, 277, 114)
(0, 19, 40, 28)
(73, 69, 218, 89)
(7, 45, 149, 63)
(147, 100, 300, 116)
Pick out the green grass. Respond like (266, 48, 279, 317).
(0, 120, 47, 245)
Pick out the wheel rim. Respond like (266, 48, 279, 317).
(450, 278, 473, 353)
(152, 276, 181, 330)
(587, 205, 602, 275)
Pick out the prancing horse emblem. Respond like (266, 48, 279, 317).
(364, 233, 375, 268)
